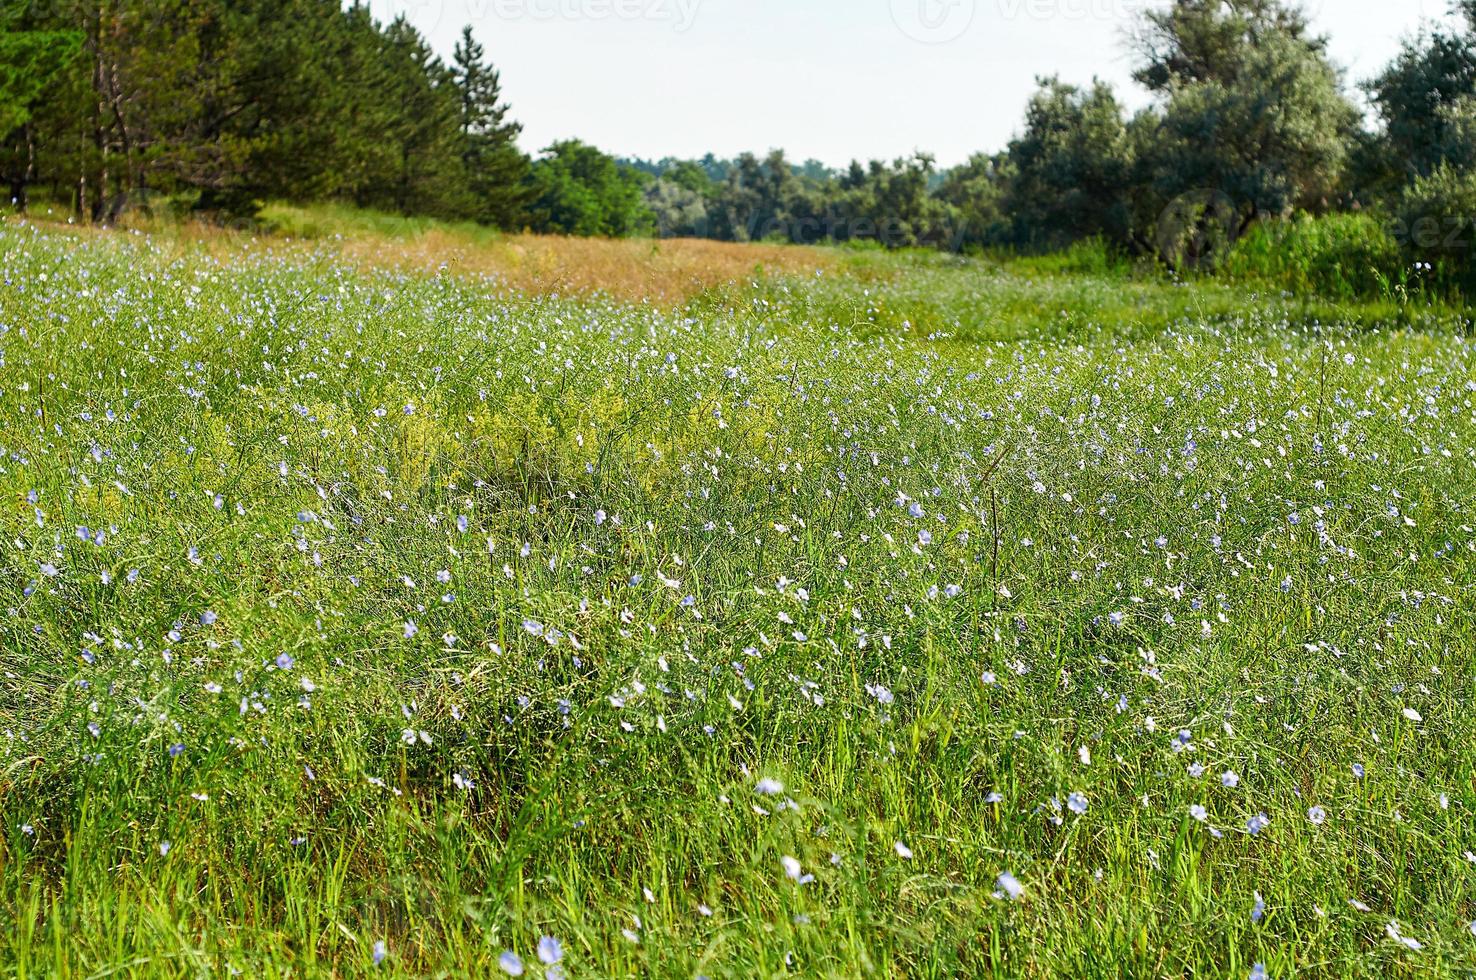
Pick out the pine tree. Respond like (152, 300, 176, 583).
(0, 14, 81, 209)
(451, 25, 529, 228)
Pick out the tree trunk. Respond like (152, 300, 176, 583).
(78, 121, 88, 220)
(9, 124, 35, 211)
(105, 58, 133, 222)
(92, 90, 109, 223)
(89, 4, 109, 223)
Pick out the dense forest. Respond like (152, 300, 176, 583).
(6, 0, 1476, 289)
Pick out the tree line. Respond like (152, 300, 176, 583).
(0, 1, 537, 225)
(5, 0, 1476, 276)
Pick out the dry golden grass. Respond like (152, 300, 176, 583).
(5, 205, 837, 305)
(338, 229, 835, 304)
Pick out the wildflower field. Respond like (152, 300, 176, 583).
(2, 218, 1475, 979)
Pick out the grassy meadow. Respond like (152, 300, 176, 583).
(1, 213, 1475, 978)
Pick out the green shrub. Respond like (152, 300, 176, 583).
(1222, 212, 1401, 301)
(1392, 164, 1476, 296)
(1003, 237, 1132, 278)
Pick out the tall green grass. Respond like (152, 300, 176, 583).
(1, 219, 1474, 978)
(256, 201, 509, 245)
(1223, 213, 1406, 303)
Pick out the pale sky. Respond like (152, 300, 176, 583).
(367, 0, 1460, 167)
